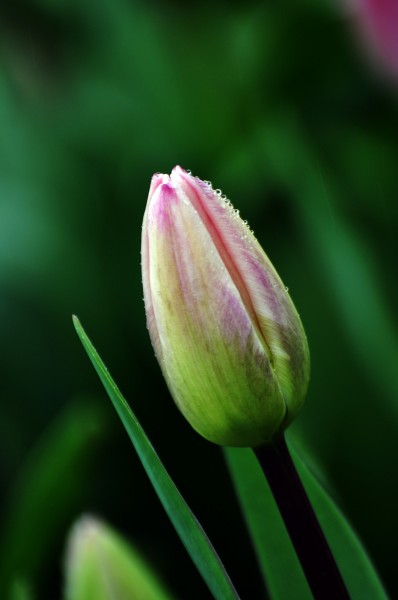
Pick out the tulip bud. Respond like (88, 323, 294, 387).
(64, 515, 173, 600)
(141, 167, 309, 447)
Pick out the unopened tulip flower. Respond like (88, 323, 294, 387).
(141, 167, 309, 447)
(64, 516, 173, 600)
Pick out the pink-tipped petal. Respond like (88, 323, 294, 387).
(169, 167, 309, 421)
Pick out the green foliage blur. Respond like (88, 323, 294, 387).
(0, 0, 397, 598)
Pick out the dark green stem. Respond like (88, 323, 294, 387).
(254, 435, 350, 600)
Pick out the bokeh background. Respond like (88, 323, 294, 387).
(0, 0, 397, 598)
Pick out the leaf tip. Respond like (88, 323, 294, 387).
(72, 315, 85, 342)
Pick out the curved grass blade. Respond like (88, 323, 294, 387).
(225, 439, 387, 600)
(73, 316, 240, 600)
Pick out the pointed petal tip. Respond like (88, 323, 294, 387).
(171, 165, 186, 175)
(147, 181, 180, 230)
(149, 172, 171, 197)
(170, 165, 193, 185)
(150, 167, 190, 199)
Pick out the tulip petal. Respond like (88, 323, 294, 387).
(143, 177, 285, 446)
(142, 167, 310, 446)
(172, 167, 309, 422)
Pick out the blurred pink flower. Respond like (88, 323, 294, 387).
(347, 0, 398, 81)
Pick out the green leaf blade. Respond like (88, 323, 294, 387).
(225, 439, 388, 600)
(73, 316, 240, 600)
(224, 446, 312, 600)
(290, 442, 388, 600)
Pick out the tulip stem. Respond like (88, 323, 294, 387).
(254, 435, 349, 600)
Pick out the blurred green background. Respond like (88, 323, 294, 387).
(0, 0, 397, 598)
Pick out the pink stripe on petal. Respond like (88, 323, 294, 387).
(169, 167, 308, 412)
(171, 168, 273, 346)
(172, 168, 287, 350)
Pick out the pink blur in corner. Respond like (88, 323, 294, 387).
(347, 0, 398, 82)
